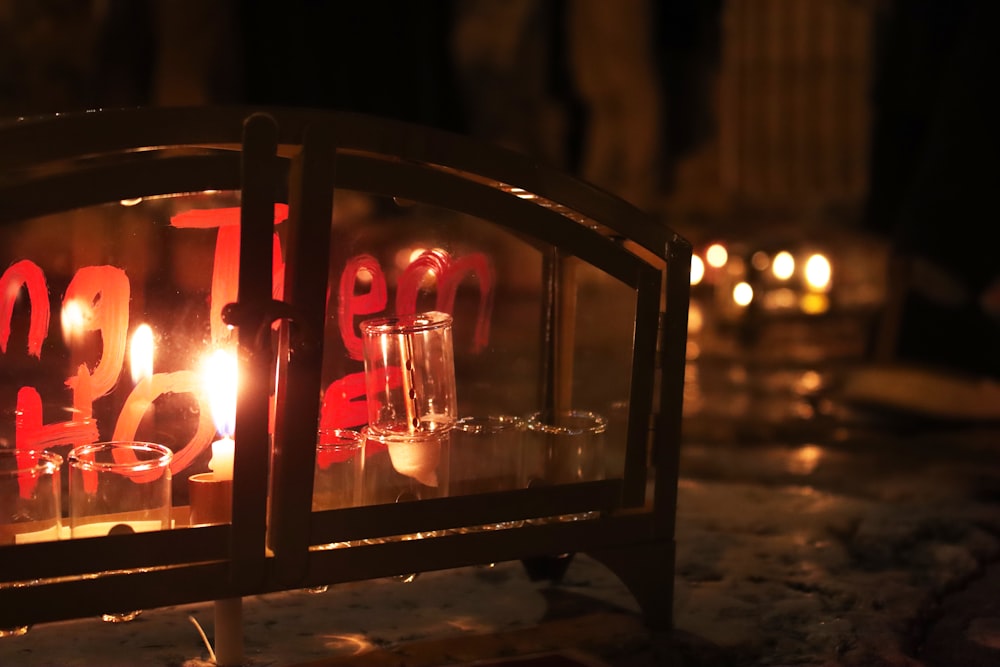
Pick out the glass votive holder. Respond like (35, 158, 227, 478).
(523, 410, 607, 487)
(313, 428, 364, 513)
(361, 427, 450, 505)
(67, 441, 172, 539)
(360, 311, 458, 439)
(308, 428, 365, 584)
(1, 450, 63, 637)
(450, 415, 525, 496)
(1, 449, 63, 547)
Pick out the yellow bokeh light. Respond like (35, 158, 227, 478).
(688, 302, 703, 333)
(800, 292, 829, 314)
(705, 243, 728, 268)
(732, 281, 753, 307)
(772, 251, 795, 281)
(804, 253, 832, 291)
(690, 254, 705, 285)
(129, 324, 154, 384)
(751, 250, 770, 271)
(786, 444, 824, 475)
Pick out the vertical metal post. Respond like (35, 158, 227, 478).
(269, 124, 336, 585)
(232, 113, 279, 587)
(653, 233, 691, 530)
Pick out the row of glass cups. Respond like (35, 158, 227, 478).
(1, 443, 172, 545)
(312, 408, 609, 531)
(1, 443, 172, 633)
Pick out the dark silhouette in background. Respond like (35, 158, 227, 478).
(864, 0, 1000, 381)
(2, 0, 722, 213)
(3, 1, 996, 385)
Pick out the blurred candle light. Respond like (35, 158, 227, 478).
(60, 299, 88, 345)
(117, 323, 156, 443)
(800, 292, 830, 315)
(804, 253, 832, 292)
(130, 324, 154, 384)
(62, 299, 94, 422)
(202, 349, 238, 481)
(733, 282, 754, 307)
(787, 444, 823, 475)
(751, 250, 770, 272)
(705, 243, 728, 269)
(690, 254, 705, 285)
(196, 348, 242, 667)
(772, 251, 795, 281)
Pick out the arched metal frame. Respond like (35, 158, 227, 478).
(0, 108, 690, 633)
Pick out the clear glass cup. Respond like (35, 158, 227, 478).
(360, 311, 458, 440)
(450, 415, 525, 496)
(1, 449, 63, 637)
(1, 449, 63, 545)
(68, 441, 172, 537)
(450, 415, 526, 533)
(360, 426, 449, 584)
(361, 427, 450, 505)
(523, 410, 607, 524)
(68, 441, 172, 623)
(307, 428, 365, 592)
(313, 427, 365, 552)
(313, 428, 365, 513)
(523, 410, 607, 486)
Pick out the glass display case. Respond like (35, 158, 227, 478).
(0, 108, 689, 644)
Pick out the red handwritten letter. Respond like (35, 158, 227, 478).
(337, 254, 387, 360)
(0, 260, 50, 357)
(63, 266, 129, 399)
(397, 250, 495, 353)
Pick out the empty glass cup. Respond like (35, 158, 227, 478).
(523, 410, 607, 522)
(450, 415, 525, 496)
(68, 441, 172, 538)
(68, 441, 172, 622)
(1, 449, 63, 637)
(1, 449, 63, 546)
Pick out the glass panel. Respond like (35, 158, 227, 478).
(317, 192, 636, 505)
(0, 192, 247, 530)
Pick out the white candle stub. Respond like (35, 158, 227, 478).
(387, 438, 440, 487)
(209, 436, 235, 481)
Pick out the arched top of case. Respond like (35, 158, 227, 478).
(0, 106, 689, 268)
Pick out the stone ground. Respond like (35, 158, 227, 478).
(3, 416, 998, 667)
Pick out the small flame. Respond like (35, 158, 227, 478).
(772, 251, 795, 281)
(690, 254, 705, 285)
(705, 243, 728, 269)
(804, 253, 832, 292)
(60, 299, 89, 343)
(202, 348, 238, 437)
(129, 324, 154, 384)
(732, 281, 754, 307)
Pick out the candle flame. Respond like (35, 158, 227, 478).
(60, 298, 89, 343)
(129, 324, 154, 384)
(202, 348, 237, 437)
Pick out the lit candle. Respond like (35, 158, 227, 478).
(120, 323, 156, 440)
(130, 324, 154, 386)
(202, 349, 238, 481)
(197, 347, 242, 667)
